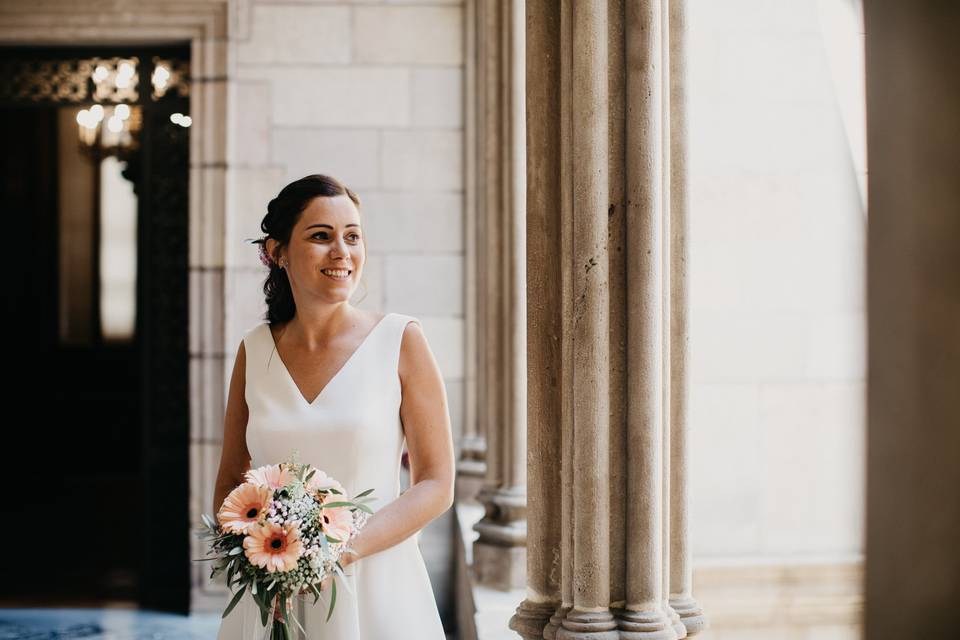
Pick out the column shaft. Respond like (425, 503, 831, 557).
(618, 1, 676, 639)
(472, 0, 529, 592)
(667, 0, 706, 633)
(559, 0, 614, 635)
(459, 0, 487, 506)
(509, 0, 563, 634)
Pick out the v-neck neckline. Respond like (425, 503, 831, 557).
(265, 313, 391, 407)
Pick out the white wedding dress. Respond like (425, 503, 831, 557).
(216, 312, 446, 640)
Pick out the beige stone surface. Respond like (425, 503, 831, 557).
(236, 5, 350, 64)
(225, 166, 285, 268)
(380, 129, 463, 189)
(228, 81, 272, 166)
(686, 0, 867, 571)
(413, 67, 465, 127)
(271, 127, 381, 189)
(353, 5, 463, 65)
(260, 66, 412, 127)
(359, 190, 464, 252)
(384, 254, 464, 314)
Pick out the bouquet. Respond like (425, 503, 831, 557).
(194, 451, 375, 640)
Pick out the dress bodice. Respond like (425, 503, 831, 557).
(217, 311, 447, 639)
(243, 312, 413, 512)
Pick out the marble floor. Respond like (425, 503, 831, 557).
(0, 608, 459, 639)
(0, 607, 222, 639)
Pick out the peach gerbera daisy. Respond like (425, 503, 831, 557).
(305, 467, 345, 496)
(319, 503, 354, 543)
(217, 482, 272, 534)
(243, 521, 305, 573)
(244, 463, 293, 490)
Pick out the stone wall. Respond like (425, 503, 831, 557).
(686, 0, 865, 636)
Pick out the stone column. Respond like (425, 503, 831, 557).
(556, 0, 616, 635)
(627, 0, 677, 637)
(471, 0, 529, 592)
(512, 0, 706, 638)
(457, 0, 487, 506)
(863, 2, 960, 638)
(508, 0, 562, 634)
(666, 0, 706, 634)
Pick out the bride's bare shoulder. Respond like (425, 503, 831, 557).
(398, 317, 433, 382)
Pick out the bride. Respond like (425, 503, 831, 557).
(212, 174, 454, 639)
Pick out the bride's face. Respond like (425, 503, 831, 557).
(283, 194, 365, 302)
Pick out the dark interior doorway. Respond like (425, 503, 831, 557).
(0, 44, 191, 613)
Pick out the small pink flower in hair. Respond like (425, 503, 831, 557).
(257, 240, 274, 267)
(246, 236, 274, 267)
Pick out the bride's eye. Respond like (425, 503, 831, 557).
(311, 231, 360, 241)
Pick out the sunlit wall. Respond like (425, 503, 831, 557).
(688, 0, 866, 564)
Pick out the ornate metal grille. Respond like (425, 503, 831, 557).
(0, 49, 190, 104)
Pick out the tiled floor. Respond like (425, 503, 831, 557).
(0, 608, 459, 639)
(0, 608, 222, 639)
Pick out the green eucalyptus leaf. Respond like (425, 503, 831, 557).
(325, 579, 337, 622)
(222, 586, 246, 619)
(259, 603, 268, 629)
(320, 501, 353, 509)
(280, 592, 291, 630)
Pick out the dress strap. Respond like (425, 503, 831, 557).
(241, 322, 269, 385)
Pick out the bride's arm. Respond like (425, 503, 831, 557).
(343, 320, 456, 566)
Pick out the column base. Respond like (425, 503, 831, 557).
(455, 438, 487, 504)
(614, 607, 679, 640)
(509, 599, 558, 640)
(556, 609, 619, 640)
(543, 602, 572, 640)
(456, 467, 486, 505)
(472, 540, 527, 590)
(665, 604, 687, 639)
(669, 595, 708, 637)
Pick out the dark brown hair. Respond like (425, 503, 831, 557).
(255, 174, 364, 325)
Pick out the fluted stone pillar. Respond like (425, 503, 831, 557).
(666, 0, 706, 634)
(511, 0, 706, 638)
(470, 0, 529, 591)
(458, 0, 488, 507)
